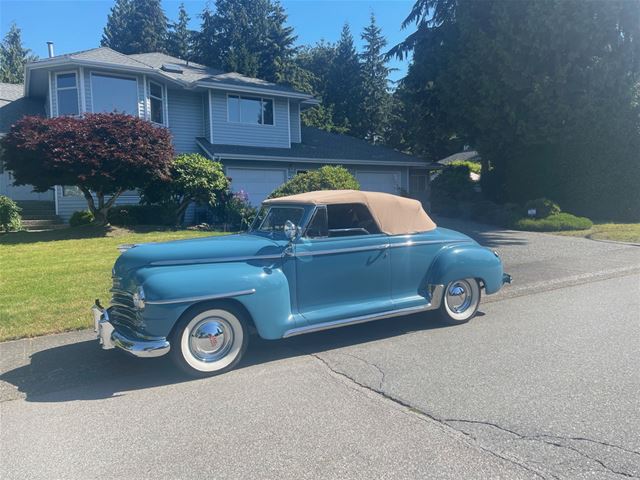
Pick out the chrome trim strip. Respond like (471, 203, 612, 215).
(144, 288, 256, 305)
(283, 285, 444, 338)
(150, 255, 283, 266)
(388, 239, 472, 248)
(295, 244, 389, 257)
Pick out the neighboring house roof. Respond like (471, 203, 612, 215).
(0, 82, 45, 133)
(437, 150, 480, 165)
(197, 127, 441, 168)
(26, 47, 315, 100)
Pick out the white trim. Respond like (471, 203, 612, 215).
(78, 67, 86, 113)
(208, 90, 214, 142)
(47, 71, 53, 117)
(163, 84, 169, 128)
(54, 185, 59, 215)
(88, 71, 140, 116)
(148, 79, 167, 126)
(142, 74, 149, 120)
(194, 141, 427, 167)
(196, 81, 316, 101)
(225, 93, 275, 126)
(287, 98, 291, 146)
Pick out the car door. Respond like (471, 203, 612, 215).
(294, 203, 392, 324)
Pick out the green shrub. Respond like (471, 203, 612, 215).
(512, 212, 593, 232)
(0, 195, 22, 232)
(69, 210, 94, 227)
(450, 160, 481, 175)
(524, 198, 561, 219)
(269, 165, 359, 198)
(430, 165, 477, 216)
(108, 204, 176, 226)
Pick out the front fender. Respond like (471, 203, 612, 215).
(426, 244, 504, 294)
(135, 260, 295, 339)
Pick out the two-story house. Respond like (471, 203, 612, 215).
(0, 46, 434, 223)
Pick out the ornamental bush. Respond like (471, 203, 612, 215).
(268, 166, 360, 198)
(523, 198, 561, 219)
(0, 195, 22, 232)
(69, 210, 94, 227)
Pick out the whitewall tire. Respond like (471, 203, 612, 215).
(170, 305, 249, 377)
(439, 278, 481, 324)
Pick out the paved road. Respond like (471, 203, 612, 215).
(1, 229, 639, 479)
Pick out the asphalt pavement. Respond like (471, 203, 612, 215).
(1, 225, 639, 479)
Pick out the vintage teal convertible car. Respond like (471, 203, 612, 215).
(93, 190, 510, 376)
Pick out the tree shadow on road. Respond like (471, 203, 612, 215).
(0, 311, 464, 403)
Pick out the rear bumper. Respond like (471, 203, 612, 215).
(92, 304, 170, 358)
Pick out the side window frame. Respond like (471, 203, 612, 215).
(304, 205, 329, 239)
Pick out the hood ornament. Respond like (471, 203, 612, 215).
(117, 243, 137, 253)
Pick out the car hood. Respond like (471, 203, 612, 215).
(113, 233, 285, 277)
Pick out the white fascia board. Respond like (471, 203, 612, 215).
(194, 81, 315, 101)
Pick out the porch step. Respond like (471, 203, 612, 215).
(21, 218, 66, 231)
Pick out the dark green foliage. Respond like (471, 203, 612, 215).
(194, 0, 296, 82)
(142, 153, 229, 224)
(470, 200, 521, 228)
(393, 0, 640, 221)
(167, 3, 194, 60)
(450, 160, 481, 175)
(355, 14, 391, 143)
(513, 213, 593, 232)
(69, 210, 94, 227)
(524, 198, 561, 219)
(213, 190, 257, 231)
(0, 23, 37, 83)
(325, 24, 362, 131)
(101, 0, 168, 54)
(0, 195, 22, 232)
(431, 165, 476, 202)
(108, 204, 176, 226)
(269, 166, 360, 198)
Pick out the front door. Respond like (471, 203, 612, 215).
(294, 204, 392, 324)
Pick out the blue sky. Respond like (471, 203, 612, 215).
(0, 0, 415, 83)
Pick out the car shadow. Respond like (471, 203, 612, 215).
(434, 216, 529, 248)
(0, 311, 463, 403)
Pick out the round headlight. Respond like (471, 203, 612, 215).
(132, 286, 146, 310)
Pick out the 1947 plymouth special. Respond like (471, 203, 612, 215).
(93, 190, 511, 377)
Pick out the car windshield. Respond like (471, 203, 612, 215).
(251, 206, 305, 235)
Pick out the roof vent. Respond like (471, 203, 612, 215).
(161, 63, 184, 73)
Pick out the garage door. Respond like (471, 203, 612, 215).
(356, 171, 402, 195)
(226, 167, 287, 205)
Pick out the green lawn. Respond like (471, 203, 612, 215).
(0, 226, 224, 341)
(553, 223, 640, 244)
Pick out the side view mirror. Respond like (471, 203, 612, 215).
(284, 220, 299, 242)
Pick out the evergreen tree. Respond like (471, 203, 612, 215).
(195, 0, 296, 82)
(167, 3, 194, 60)
(325, 23, 362, 132)
(356, 14, 391, 142)
(0, 23, 37, 84)
(101, 0, 168, 54)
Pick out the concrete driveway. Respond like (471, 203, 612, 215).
(1, 223, 639, 479)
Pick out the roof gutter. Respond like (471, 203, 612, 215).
(193, 81, 316, 101)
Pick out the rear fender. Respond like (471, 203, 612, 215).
(426, 244, 504, 294)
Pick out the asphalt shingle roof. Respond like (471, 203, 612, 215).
(0, 82, 45, 133)
(197, 127, 438, 167)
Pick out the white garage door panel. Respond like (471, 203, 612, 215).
(227, 168, 287, 205)
(356, 171, 401, 195)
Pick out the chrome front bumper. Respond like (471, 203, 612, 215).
(92, 304, 170, 358)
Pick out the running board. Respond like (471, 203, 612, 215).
(283, 284, 444, 338)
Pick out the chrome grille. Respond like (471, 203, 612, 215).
(109, 287, 142, 328)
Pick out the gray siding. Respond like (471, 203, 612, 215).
(203, 92, 211, 142)
(290, 101, 301, 143)
(210, 91, 290, 148)
(56, 190, 141, 222)
(168, 89, 204, 153)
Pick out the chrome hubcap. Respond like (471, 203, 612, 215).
(189, 318, 234, 363)
(446, 280, 474, 314)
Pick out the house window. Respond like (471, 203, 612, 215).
(91, 73, 138, 116)
(56, 73, 79, 116)
(227, 95, 274, 125)
(149, 81, 164, 124)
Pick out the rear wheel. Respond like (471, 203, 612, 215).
(439, 278, 481, 324)
(170, 304, 249, 377)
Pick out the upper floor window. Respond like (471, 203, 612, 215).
(56, 72, 79, 116)
(149, 81, 164, 124)
(227, 95, 274, 125)
(91, 73, 138, 116)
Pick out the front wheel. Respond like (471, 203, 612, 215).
(170, 304, 249, 377)
(439, 278, 481, 325)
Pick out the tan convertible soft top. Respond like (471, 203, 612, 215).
(263, 190, 436, 235)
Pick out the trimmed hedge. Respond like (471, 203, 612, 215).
(269, 165, 359, 198)
(512, 213, 593, 232)
(0, 195, 22, 232)
(523, 198, 561, 219)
